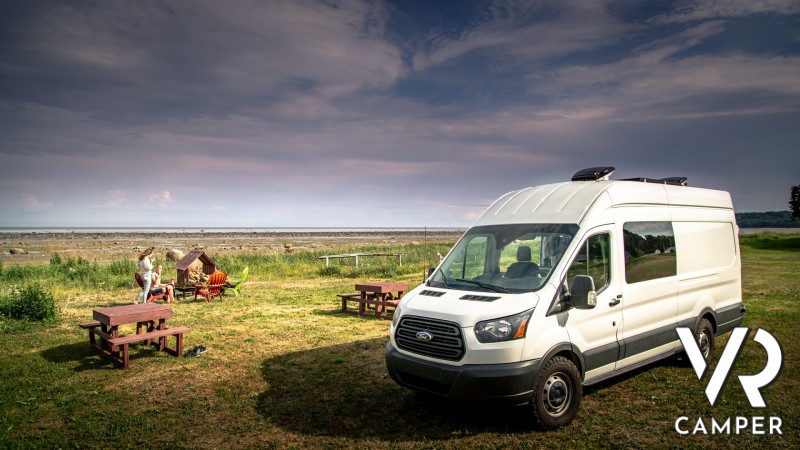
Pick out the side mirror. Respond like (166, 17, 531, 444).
(570, 275, 597, 309)
(427, 267, 436, 278)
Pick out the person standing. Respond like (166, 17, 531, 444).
(137, 248, 154, 303)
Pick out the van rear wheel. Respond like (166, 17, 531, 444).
(695, 318, 715, 365)
(678, 317, 715, 366)
(530, 356, 582, 429)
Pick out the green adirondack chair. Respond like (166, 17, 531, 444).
(222, 266, 249, 297)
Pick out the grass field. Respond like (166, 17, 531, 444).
(0, 235, 798, 448)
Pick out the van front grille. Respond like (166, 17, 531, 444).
(395, 316, 464, 361)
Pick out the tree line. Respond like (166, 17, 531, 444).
(735, 185, 800, 228)
(736, 211, 799, 228)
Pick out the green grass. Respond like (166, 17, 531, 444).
(0, 236, 798, 448)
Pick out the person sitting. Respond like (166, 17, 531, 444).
(153, 264, 176, 303)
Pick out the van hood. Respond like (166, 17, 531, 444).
(399, 285, 540, 327)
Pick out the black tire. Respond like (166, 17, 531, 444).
(695, 318, 715, 365)
(530, 356, 582, 429)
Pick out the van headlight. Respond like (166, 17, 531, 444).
(474, 309, 533, 343)
(391, 304, 403, 328)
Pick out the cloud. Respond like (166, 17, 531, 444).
(89, 189, 128, 208)
(21, 194, 53, 212)
(146, 191, 173, 209)
(532, 53, 800, 122)
(656, 0, 800, 23)
(412, 0, 628, 71)
(0, 0, 405, 124)
(1, 1, 799, 226)
(525, 16, 800, 123)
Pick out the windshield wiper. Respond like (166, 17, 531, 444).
(427, 267, 450, 288)
(453, 278, 509, 293)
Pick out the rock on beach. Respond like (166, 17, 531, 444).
(166, 249, 185, 261)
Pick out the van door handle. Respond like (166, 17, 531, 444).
(609, 295, 622, 307)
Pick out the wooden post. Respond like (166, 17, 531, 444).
(355, 255, 359, 267)
(398, 254, 402, 266)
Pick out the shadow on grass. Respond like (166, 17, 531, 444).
(312, 309, 394, 322)
(39, 341, 109, 372)
(256, 337, 535, 441)
(40, 341, 165, 372)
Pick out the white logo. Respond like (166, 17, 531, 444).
(677, 327, 783, 407)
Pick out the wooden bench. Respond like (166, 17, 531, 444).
(338, 293, 399, 319)
(108, 326, 189, 369)
(84, 325, 189, 369)
(79, 321, 102, 346)
(338, 293, 363, 313)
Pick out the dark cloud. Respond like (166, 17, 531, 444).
(1, 0, 799, 227)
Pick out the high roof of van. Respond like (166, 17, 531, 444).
(474, 180, 734, 226)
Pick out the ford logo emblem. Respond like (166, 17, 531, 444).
(416, 331, 433, 341)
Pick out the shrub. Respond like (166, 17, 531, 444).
(1, 264, 48, 282)
(50, 256, 94, 282)
(50, 252, 62, 267)
(318, 266, 341, 276)
(108, 257, 136, 276)
(740, 234, 800, 251)
(0, 283, 57, 322)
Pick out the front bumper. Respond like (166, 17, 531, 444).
(385, 342, 538, 406)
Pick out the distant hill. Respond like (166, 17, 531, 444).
(736, 211, 800, 228)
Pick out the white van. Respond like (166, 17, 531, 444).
(386, 167, 745, 428)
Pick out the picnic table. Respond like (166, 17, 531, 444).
(339, 281, 409, 319)
(79, 303, 189, 369)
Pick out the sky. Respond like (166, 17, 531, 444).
(1, 0, 799, 228)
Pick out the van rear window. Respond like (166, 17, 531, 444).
(623, 222, 676, 284)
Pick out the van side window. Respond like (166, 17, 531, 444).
(566, 233, 611, 293)
(623, 222, 676, 283)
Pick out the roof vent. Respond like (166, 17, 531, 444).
(572, 166, 615, 181)
(621, 177, 688, 186)
(660, 177, 688, 186)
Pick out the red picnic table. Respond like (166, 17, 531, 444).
(339, 281, 409, 319)
(79, 303, 189, 369)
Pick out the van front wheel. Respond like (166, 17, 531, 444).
(530, 356, 582, 429)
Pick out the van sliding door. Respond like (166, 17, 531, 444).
(616, 218, 679, 369)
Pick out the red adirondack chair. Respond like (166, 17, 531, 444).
(194, 271, 227, 303)
(135, 273, 167, 303)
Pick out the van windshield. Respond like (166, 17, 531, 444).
(429, 224, 578, 294)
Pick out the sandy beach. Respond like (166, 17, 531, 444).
(0, 229, 465, 265)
